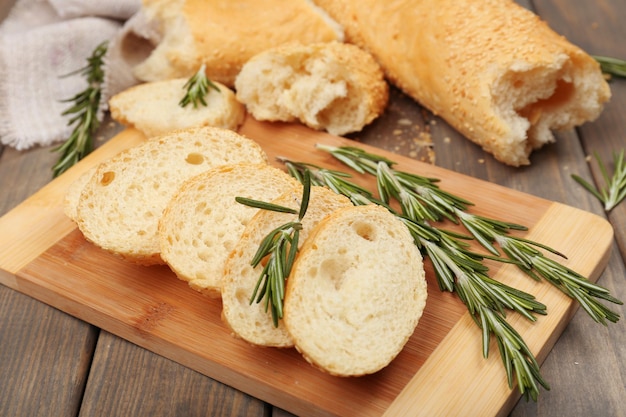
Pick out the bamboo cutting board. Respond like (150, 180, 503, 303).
(0, 118, 614, 417)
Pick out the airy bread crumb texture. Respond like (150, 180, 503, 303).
(221, 185, 353, 347)
(235, 41, 388, 136)
(75, 126, 268, 265)
(158, 163, 298, 297)
(284, 204, 427, 376)
(109, 78, 245, 138)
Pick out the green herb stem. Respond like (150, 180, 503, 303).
(52, 41, 108, 177)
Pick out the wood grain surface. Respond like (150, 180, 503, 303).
(1, 1, 625, 416)
(0, 119, 616, 416)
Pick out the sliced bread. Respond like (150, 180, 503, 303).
(109, 78, 245, 139)
(63, 166, 97, 223)
(221, 185, 353, 347)
(158, 163, 298, 297)
(75, 126, 268, 265)
(284, 204, 427, 376)
(235, 41, 388, 136)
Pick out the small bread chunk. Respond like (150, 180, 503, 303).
(221, 185, 353, 347)
(75, 127, 268, 265)
(159, 163, 298, 297)
(235, 41, 388, 136)
(109, 78, 245, 138)
(284, 204, 427, 376)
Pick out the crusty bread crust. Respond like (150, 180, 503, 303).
(235, 41, 389, 136)
(315, 0, 610, 166)
(158, 163, 298, 297)
(284, 204, 427, 376)
(134, 0, 344, 87)
(221, 185, 353, 347)
(75, 127, 268, 265)
(109, 78, 245, 138)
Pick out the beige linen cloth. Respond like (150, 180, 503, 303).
(0, 0, 157, 150)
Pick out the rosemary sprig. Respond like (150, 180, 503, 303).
(318, 144, 622, 324)
(52, 41, 108, 177)
(572, 150, 626, 212)
(282, 157, 549, 400)
(235, 171, 311, 326)
(593, 55, 626, 78)
(179, 63, 220, 108)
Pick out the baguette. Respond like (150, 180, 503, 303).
(133, 0, 344, 87)
(314, 0, 611, 166)
(109, 78, 245, 138)
(284, 204, 427, 376)
(235, 41, 388, 136)
(158, 163, 299, 297)
(221, 185, 353, 347)
(75, 127, 268, 265)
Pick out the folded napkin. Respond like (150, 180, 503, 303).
(0, 0, 146, 150)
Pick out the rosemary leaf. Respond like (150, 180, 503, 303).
(593, 55, 626, 78)
(572, 150, 626, 211)
(52, 41, 108, 177)
(236, 171, 311, 326)
(179, 63, 220, 108)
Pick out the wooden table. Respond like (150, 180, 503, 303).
(1, 1, 625, 416)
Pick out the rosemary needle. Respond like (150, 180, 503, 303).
(572, 150, 626, 212)
(52, 41, 108, 177)
(179, 63, 221, 108)
(593, 55, 626, 79)
(235, 171, 311, 326)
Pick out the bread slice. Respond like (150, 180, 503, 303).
(221, 185, 353, 347)
(284, 204, 427, 376)
(235, 41, 388, 136)
(63, 166, 97, 223)
(133, 0, 344, 87)
(158, 163, 298, 297)
(315, 0, 610, 166)
(75, 126, 268, 265)
(109, 78, 245, 138)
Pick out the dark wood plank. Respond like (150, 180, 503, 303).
(0, 144, 98, 417)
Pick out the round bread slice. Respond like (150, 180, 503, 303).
(284, 204, 427, 376)
(109, 78, 245, 139)
(235, 41, 388, 136)
(158, 163, 298, 297)
(221, 185, 353, 347)
(75, 126, 268, 265)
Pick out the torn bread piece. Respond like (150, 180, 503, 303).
(235, 41, 388, 136)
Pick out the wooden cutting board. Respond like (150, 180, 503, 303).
(0, 117, 614, 417)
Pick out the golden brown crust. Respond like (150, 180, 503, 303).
(315, 0, 610, 166)
(137, 0, 343, 87)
